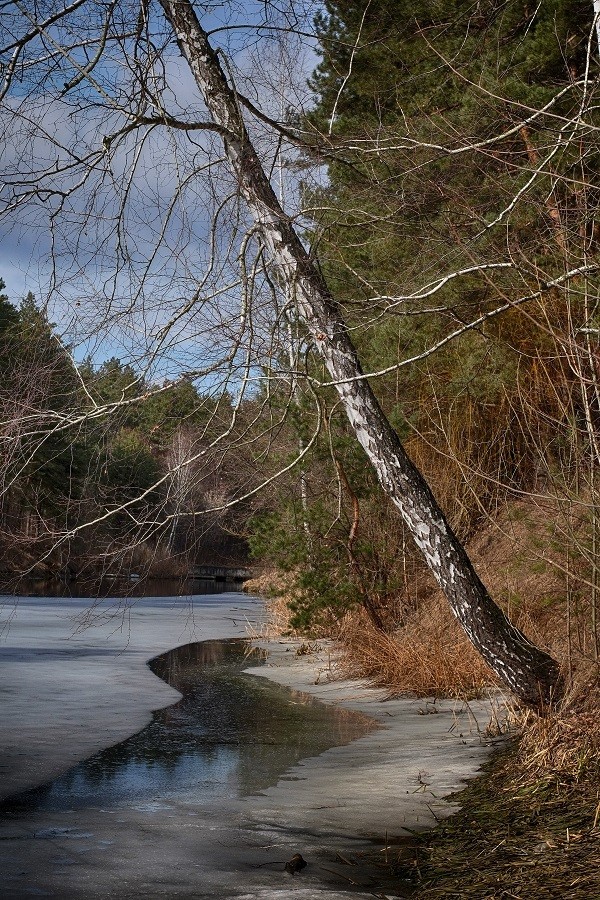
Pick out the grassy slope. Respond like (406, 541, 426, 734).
(352, 496, 600, 897)
(405, 741, 600, 898)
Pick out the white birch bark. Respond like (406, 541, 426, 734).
(158, 0, 562, 711)
(594, 0, 600, 56)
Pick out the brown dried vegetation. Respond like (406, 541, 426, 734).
(331, 492, 600, 700)
(335, 601, 492, 700)
(336, 497, 600, 897)
(252, 494, 600, 897)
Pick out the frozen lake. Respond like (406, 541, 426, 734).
(0, 593, 499, 898)
(3, 639, 377, 814)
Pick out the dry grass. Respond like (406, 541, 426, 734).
(243, 570, 303, 638)
(334, 494, 599, 705)
(245, 501, 600, 897)
(336, 599, 494, 699)
(408, 737, 600, 900)
(248, 498, 600, 780)
(516, 665, 600, 782)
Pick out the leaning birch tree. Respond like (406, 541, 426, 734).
(151, 0, 561, 711)
(1, 0, 585, 710)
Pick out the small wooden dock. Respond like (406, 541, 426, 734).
(190, 565, 252, 583)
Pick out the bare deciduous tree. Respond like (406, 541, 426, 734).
(6, 0, 597, 710)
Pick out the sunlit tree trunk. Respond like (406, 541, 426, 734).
(158, 0, 562, 712)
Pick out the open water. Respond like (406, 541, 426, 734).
(0, 639, 376, 815)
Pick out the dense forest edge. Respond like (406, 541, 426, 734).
(2, 0, 600, 894)
(0, 282, 250, 590)
(251, 1, 600, 893)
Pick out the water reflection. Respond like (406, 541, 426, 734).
(1, 639, 377, 814)
(7, 576, 241, 598)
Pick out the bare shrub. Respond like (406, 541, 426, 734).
(244, 570, 304, 638)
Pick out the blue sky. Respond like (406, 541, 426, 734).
(0, 1, 321, 373)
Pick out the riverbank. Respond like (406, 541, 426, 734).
(245, 640, 504, 841)
(248, 639, 600, 898)
(403, 739, 600, 899)
(0, 594, 501, 898)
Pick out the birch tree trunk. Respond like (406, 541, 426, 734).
(158, 0, 562, 712)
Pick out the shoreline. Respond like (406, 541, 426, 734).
(244, 639, 503, 840)
(406, 737, 600, 899)
(1, 595, 502, 898)
(0, 593, 263, 800)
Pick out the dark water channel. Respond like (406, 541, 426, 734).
(1, 639, 377, 815)
(8, 576, 242, 598)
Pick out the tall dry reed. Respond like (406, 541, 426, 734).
(336, 598, 494, 699)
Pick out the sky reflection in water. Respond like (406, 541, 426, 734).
(2, 639, 377, 813)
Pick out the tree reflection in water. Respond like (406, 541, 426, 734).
(1, 639, 378, 813)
